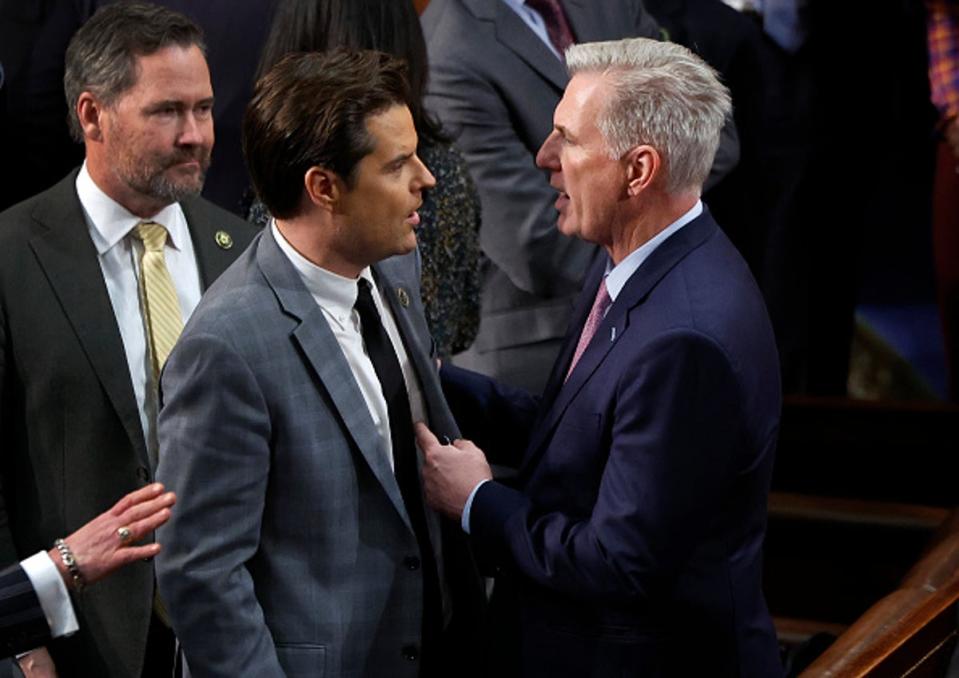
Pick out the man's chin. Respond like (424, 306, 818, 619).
(149, 174, 205, 203)
(391, 233, 418, 258)
(555, 216, 581, 240)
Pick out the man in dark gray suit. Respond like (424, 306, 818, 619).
(422, 0, 738, 392)
(0, 3, 256, 676)
(156, 50, 479, 678)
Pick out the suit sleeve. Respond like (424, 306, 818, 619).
(0, 564, 52, 659)
(155, 332, 283, 678)
(470, 330, 743, 601)
(440, 363, 539, 466)
(425, 57, 596, 298)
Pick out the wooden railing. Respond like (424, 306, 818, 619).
(798, 509, 959, 676)
(765, 396, 959, 672)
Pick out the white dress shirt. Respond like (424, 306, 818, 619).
(20, 552, 78, 639)
(75, 163, 203, 467)
(461, 201, 704, 532)
(499, 0, 564, 60)
(271, 222, 426, 470)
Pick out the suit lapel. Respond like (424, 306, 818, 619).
(374, 258, 460, 440)
(27, 172, 149, 467)
(181, 198, 245, 289)
(463, 0, 568, 91)
(564, 0, 646, 42)
(520, 212, 720, 475)
(255, 233, 413, 530)
(563, 0, 611, 43)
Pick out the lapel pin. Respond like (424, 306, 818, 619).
(611, 327, 617, 342)
(396, 287, 411, 308)
(214, 230, 234, 250)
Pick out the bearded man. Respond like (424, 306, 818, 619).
(0, 3, 255, 676)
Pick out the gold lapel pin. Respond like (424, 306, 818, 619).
(214, 230, 234, 250)
(396, 287, 411, 308)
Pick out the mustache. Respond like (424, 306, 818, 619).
(163, 148, 211, 168)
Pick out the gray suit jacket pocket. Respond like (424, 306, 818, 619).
(275, 643, 326, 677)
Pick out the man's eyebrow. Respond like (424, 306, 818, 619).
(145, 96, 216, 110)
(383, 151, 414, 169)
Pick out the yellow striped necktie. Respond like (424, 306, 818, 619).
(134, 221, 184, 380)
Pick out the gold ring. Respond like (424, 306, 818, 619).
(117, 526, 132, 543)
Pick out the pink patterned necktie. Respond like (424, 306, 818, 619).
(565, 278, 611, 382)
(525, 0, 577, 57)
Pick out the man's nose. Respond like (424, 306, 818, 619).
(415, 155, 436, 191)
(177, 112, 207, 146)
(536, 130, 560, 170)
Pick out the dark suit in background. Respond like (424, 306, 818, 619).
(0, 171, 255, 676)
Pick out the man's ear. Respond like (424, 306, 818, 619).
(76, 92, 104, 142)
(303, 166, 341, 212)
(624, 145, 661, 196)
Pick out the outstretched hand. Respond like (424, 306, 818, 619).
(49, 483, 176, 589)
(415, 422, 492, 520)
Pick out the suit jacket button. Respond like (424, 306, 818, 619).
(401, 644, 419, 661)
(136, 466, 150, 482)
(403, 556, 421, 571)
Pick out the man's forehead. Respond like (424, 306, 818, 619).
(124, 44, 211, 93)
(364, 104, 417, 154)
(555, 72, 606, 127)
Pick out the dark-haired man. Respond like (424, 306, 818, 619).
(0, 3, 255, 676)
(156, 50, 478, 678)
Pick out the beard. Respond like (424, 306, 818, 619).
(115, 146, 211, 205)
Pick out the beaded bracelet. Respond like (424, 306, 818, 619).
(54, 538, 85, 592)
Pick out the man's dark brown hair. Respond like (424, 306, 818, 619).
(64, 1, 206, 143)
(243, 49, 413, 220)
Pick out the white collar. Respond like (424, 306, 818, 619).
(270, 221, 375, 327)
(604, 200, 703, 301)
(76, 162, 188, 255)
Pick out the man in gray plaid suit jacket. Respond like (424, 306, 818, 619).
(155, 50, 482, 677)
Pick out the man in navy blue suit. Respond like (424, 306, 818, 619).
(416, 37, 783, 678)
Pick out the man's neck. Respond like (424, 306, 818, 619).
(85, 158, 171, 219)
(274, 216, 362, 279)
(607, 190, 699, 265)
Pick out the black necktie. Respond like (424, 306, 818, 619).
(354, 278, 442, 671)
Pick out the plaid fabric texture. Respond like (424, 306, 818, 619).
(929, 0, 959, 120)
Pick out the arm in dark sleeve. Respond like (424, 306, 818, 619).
(469, 331, 743, 602)
(0, 564, 51, 659)
(440, 363, 540, 467)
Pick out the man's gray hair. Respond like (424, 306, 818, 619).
(64, 2, 205, 143)
(565, 38, 731, 194)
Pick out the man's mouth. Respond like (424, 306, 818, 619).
(555, 191, 570, 211)
(168, 151, 209, 171)
(405, 206, 422, 227)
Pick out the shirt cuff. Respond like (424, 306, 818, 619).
(461, 479, 491, 534)
(20, 551, 79, 638)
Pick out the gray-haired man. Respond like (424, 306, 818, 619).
(418, 37, 782, 677)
